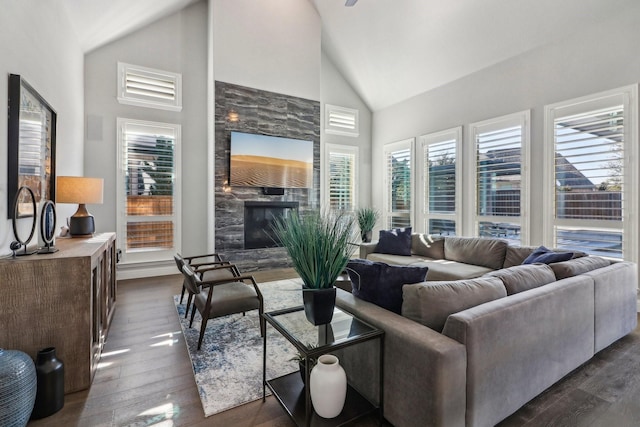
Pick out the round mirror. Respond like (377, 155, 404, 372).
(40, 200, 57, 249)
(12, 186, 37, 255)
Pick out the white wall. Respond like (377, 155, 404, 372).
(371, 5, 640, 244)
(320, 51, 372, 208)
(84, 1, 209, 263)
(212, 0, 321, 101)
(0, 0, 84, 256)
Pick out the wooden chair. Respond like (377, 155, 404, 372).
(174, 253, 235, 319)
(181, 263, 265, 350)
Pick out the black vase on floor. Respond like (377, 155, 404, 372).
(302, 287, 336, 325)
(31, 347, 64, 419)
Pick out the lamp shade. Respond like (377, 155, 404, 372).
(56, 177, 104, 205)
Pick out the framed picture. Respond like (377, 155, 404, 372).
(7, 74, 57, 218)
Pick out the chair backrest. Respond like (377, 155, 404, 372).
(181, 264, 202, 295)
(174, 253, 185, 272)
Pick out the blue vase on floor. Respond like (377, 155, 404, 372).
(0, 348, 37, 427)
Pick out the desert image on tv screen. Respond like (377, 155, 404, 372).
(230, 132, 313, 188)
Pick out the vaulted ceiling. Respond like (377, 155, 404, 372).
(61, 0, 637, 111)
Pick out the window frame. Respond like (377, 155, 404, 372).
(467, 111, 530, 244)
(382, 138, 414, 229)
(543, 85, 638, 263)
(322, 143, 359, 212)
(116, 118, 182, 264)
(416, 126, 462, 236)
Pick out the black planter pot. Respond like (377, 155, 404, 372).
(302, 287, 336, 325)
(31, 347, 64, 419)
(361, 230, 373, 243)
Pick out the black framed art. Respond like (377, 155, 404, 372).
(7, 73, 57, 218)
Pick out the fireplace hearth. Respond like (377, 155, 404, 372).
(244, 201, 299, 249)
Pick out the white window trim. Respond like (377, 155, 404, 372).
(382, 138, 415, 229)
(543, 85, 638, 263)
(322, 143, 359, 212)
(325, 104, 359, 137)
(117, 62, 183, 112)
(467, 111, 530, 244)
(116, 118, 182, 265)
(416, 126, 463, 235)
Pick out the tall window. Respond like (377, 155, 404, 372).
(417, 127, 462, 235)
(469, 111, 530, 245)
(544, 86, 637, 261)
(383, 139, 413, 229)
(117, 119, 181, 264)
(324, 144, 358, 212)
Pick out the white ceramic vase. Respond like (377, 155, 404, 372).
(310, 354, 347, 418)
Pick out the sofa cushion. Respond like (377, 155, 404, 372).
(411, 234, 445, 259)
(374, 227, 412, 256)
(522, 246, 573, 264)
(366, 252, 425, 266)
(418, 260, 493, 281)
(484, 263, 556, 295)
(347, 259, 428, 314)
(402, 277, 506, 332)
(444, 237, 508, 270)
(550, 256, 610, 280)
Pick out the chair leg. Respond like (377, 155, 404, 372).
(185, 294, 194, 319)
(197, 316, 209, 350)
(179, 283, 186, 304)
(189, 305, 198, 328)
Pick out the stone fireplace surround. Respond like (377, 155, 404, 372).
(214, 81, 320, 272)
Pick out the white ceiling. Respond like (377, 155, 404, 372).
(61, 0, 637, 111)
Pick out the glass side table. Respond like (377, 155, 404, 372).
(263, 305, 384, 427)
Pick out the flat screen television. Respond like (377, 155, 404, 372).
(229, 131, 313, 189)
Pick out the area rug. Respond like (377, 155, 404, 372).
(173, 278, 305, 417)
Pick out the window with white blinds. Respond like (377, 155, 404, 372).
(324, 144, 358, 211)
(383, 139, 413, 229)
(117, 62, 182, 111)
(470, 111, 530, 245)
(117, 118, 182, 264)
(417, 127, 461, 236)
(544, 86, 637, 261)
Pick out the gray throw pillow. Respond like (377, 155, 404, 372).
(550, 256, 610, 280)
(402, 277, 506, 332)
(484, 263, 556, 295)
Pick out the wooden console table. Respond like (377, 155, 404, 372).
(0, 233, 117, 393)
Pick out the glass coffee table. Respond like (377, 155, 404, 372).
(263, 305, 384, 427)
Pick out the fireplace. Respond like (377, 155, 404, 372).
(244, 201, 299, 249)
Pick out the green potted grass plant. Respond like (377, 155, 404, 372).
(272, 210, 357, 325)
(356, 207, 380, 243)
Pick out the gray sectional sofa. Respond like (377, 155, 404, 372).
(335, 234, 638, 427)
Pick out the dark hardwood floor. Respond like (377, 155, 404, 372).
(27, 270, 640, 426)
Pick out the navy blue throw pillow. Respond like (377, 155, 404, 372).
(374, 227, 412, 256)
(522, 246, 573, 265)
(347, 259, 428, 314)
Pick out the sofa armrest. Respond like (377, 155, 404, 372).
(336, 289, 466, 427)
(359, 241, 378, 259)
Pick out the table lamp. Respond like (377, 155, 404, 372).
(56, 176, 104, 236)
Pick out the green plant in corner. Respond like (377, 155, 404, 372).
(272, 210, 357, 290)
(355, 207, 380, 243)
